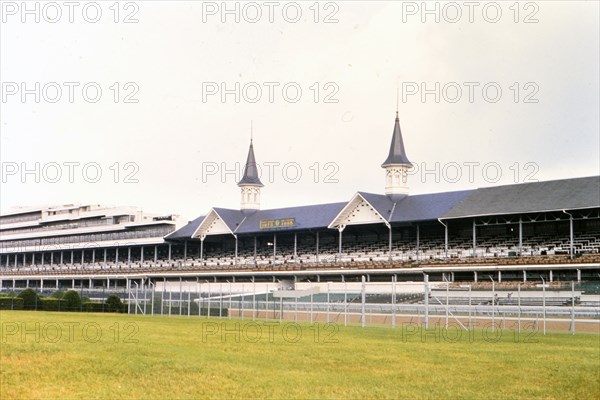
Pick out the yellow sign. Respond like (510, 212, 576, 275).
(259, 218, 296, 229)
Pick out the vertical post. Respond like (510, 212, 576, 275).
(253, 236, 257, 265)
(115, 247, 119, 264)
(103, 249, 107, 265)
(179, 278, 183, 316)
(490, 276, 495, 333)
(517, 283, 521, 335)
(293, 233, 297, 263)
(542, 276, 546, 336)
(140, 246, 144, 264)
(569, 213, 574, 259)
(392, 275, 397, 328)
(128, 247, 131, 264)
(571, 281, 575, 336)
(468, 285, 472, 331)
(81, 250, 84, 265)
(154, 245, 158, 263)
(444, 223, 448, 259)
(388, 225, 392, 261)
(273, 234, 277, 264)
(424, 274, 429, 330)
(315, 231, 320, 263)
(200, 237, 204, 266)
(342, 280, 347, 326)
(577, 269, 581, 282)
(415, 224, 420, 261)
(518, 217, 523, 256)
(168, 243, 172, 262)
(234, 236, 238, 266)
(360, 276, 366, 328)
(472, 219, 476, 257)
(183, 240, 187, 262)
(338, 226, 344, 262)
(445, 280, 449, 329)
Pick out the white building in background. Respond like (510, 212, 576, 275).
(0, 204, 182, 268)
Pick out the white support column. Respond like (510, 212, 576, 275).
(141, 246, 144, 263)
(234, 235, 238, 266)
(60, 251, 64, 265)
(338, 225, 345, 262)
(184, 240, 188, 261)
(273, 233, 277, 264)
(498, 271, 502, 283)
(127, 247, 131, 264)
(388, 224, 392, 261)
(70, 251, 74, 266)
(416, 224, 420, 261)
(154, 245, 158, 263)
(92, 249, 95, 264)
(41, 253, 44, 266)
(253, 236, 257, 265)
(103, 249, 107, 265)
(200, 237, 205, 266)
(168, 243, 172, 262)
(523, 270, 527, 282)
(294, 233, 298, 263)
(518, 217, 523, 256)
(549, 270, 553, 282)
(577, 269, 581, 282)
(116, 247, 119, 263)
(81, 250, 84, 265)
(472, 219, 476, 257)
(315, 232, 320, 263)
(474, 271, 478, 282)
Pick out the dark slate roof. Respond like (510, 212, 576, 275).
(392, 190, 474, 222)
(238, 140, 264, 186)
(164, 215, 205, 240)
(381, 114, 411, 167)
(235, 202, 347, 233)
(442, 176, 600, 219)
(357, 192, 394, 220)
(213, 207, 246, 232)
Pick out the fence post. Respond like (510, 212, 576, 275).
(571, 281, 575, 335)
(392, 275, 397, 329)
(424, 274, 429, 330)
(361, 275, 366, 328)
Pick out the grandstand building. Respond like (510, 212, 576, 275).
(1, 112, 599, 289)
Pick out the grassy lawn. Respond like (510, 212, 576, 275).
(1, 311, 599, 399)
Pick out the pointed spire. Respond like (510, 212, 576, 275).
(238, 136, 264, 187)
(381, 112, 411, 167)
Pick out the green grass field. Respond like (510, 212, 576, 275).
(1, 311, 599, 399)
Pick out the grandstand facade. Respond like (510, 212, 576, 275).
(1, 113, 599, 289)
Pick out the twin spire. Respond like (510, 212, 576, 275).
(236, 107, 412, 210)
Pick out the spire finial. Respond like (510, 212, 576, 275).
(396, 85, 399, 119)
(250, 120, 253, 142)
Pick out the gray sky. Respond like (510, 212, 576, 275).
(1, 1, 599, 222)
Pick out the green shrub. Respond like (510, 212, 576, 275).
(50, 290, 65, 299)
(0, 297, 24, 310)
(17, 288, 39, 310)
(39, 298, 67, 311)
(83, 302, 106, 312)
(61, 290, 82, 311)
(105, 294, 123, 312)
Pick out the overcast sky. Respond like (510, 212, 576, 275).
(1, 1, 599, 222)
